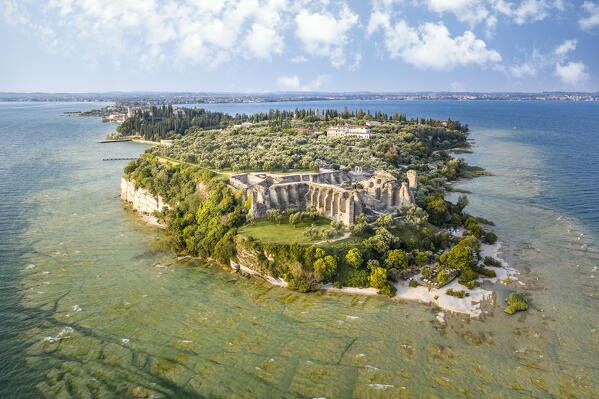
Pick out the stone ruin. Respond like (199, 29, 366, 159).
(228, 168, 418, 226)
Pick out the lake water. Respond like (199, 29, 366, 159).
(1, 100, 598, 398)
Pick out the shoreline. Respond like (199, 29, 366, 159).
(322, 241, 517, 318)
(124, 196, 518, 318)
(130, 138, 160, 145)
(228, 240, 516, 319)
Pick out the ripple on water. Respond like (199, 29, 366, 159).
(3, 102, 599, 397)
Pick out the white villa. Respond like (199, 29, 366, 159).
(327, 125, 372, 139)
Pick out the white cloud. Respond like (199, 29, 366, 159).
(244, 23, 284, 59)
(369, 16, 501, 70)
(554, 39, 577, 56)
(509, 62, 537, 78)
(276, 74, 328, 91)
(2, 0, 292, 68)
(291, 55, 308, 63)
(580, 1, 599, 30)
(506, 41, 589, 87)
(3, 0, 369, 70)
(277, 75, 301, 90)
(426, 0, 489, 26)
(485, 15, 498, 35)
(348, 53, 362, 71)
(555, 62, 589, 85)
(295, 4, 359, 68)
(493, 0, 564, 24)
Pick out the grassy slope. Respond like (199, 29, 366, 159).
(239, 217, 332, 244)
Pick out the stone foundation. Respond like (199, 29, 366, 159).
(230, 169, 417, 225)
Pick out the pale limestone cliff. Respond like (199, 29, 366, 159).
(120, 177, 167, 226)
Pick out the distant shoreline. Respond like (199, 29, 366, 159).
(2, 91, 599, 104)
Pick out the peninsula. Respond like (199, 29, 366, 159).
(117, 106, 518, 317)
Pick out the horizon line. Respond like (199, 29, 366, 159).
(1, 90, 598, 96)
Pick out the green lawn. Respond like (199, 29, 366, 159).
(239, 216, 332, 244)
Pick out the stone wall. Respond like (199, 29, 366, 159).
(233, 169, 418, 226)
(407, 170, 418, 189)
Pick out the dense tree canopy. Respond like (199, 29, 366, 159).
(122, 109, 499, 295)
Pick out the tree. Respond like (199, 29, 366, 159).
(304, 245, 325, 265)
(364, 227, 398, 255)
(342, 106, 350, 119)
(439, 240, 474, 270)
(366, 259, 381, 270)
(267, 209, 281, 223)
(402, 205, 428, 226)
(414, 252, 428, 266)
(375, 214, 393, 229)
(345, 248, 363, 269)
(385, 249, 408, 270)
(464, 217, 483, 238)
(484, 231, 498, 244)
(437, 270, 451, 286)
(289, 212, 302, 227)
(314, 255, 338, 282)
(425, 195, 449, 226)
(369, 267, 388, 289)
(456, 194, 469, 213)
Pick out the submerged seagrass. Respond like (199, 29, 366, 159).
(4, 101, 599, 398)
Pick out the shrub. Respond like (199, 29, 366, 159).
(367, 259, 381, 270)
(369, 267, 388, 289)
(414, 252, 428, 266)
(378, 283, 397, 297)
(439, 239, 475, 270)
(483, 256, 502, 267)
(458, 269, 478, 287)
(463, 280, 477, 289)
(345, 248, 363, 269)
(346, 269, 370, 288)
(478, 268, 496, 278)
(437, 271, 451, 286)
(409, 280, 419, 288)
(314, 255, 338, 283)
(446, 288, 466, 298)
(387, 268, 400, 282)
(484, 232, 498, 244)
(420, 266, 434, 279)
(504, 292, 528, 315)
(385, 249, 409, 270)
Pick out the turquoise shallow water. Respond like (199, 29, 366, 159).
(1, 101, 598, 398)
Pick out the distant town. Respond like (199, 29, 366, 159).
(1, 91, 599, 105)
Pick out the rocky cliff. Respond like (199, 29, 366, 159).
(120, 177, 167, 226)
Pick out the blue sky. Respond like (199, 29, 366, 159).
(1, 0, 598, 92)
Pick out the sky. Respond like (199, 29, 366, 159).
(1, 0, 598, 93)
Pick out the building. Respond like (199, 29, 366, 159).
(365, 120, 381, 126)
(233, 121, 253, 129)
(327, 125, 371, 139)
(160, 139, 174, 146)
(228, 168, 417, 226)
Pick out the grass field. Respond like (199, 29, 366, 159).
(239, 216, 332, 244)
